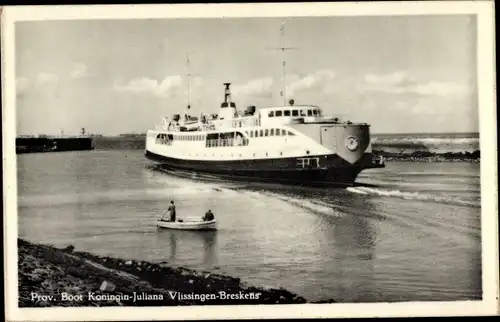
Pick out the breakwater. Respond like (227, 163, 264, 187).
(18, 238, 330, 307)
(16, 136, 95, 154)
(372, 149, 480, 163)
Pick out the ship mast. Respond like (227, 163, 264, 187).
(186, 52, 192, 109)
(185, 52, 200, 111)
(273, 20, 298, 106)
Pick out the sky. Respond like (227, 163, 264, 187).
(15, 15, 478, 136)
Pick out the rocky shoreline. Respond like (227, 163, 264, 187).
(372, 149, 480, 163)
(18, 238, 331, 307)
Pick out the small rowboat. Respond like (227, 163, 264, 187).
(156, 218, 217, 231)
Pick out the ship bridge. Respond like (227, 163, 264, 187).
(258, 104, 339, 127)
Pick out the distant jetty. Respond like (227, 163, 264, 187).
(18, 238, 332, 307)
(16, 136, 95, 154)
(16, 128, 95, 154)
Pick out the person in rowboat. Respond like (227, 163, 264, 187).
(168, 201, 176, 222)
(203, 209, 215, 221)
(161, 201, 177, 222)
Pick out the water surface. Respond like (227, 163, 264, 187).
(17, 150, 482, 303)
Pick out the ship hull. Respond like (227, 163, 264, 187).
(16, 137, 95, 154)
(145, 150, 383, 187)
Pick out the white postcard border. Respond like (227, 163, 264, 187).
(2, 1, 498, 321)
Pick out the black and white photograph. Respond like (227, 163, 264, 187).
(2, 1, 498, 321)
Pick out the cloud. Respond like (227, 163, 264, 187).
(70, 63, 90, 79)
(231, 70, 336, 100)
(16, 73, 60, 98)
(114, 75, 184, 98)
(364, 71, 415, 87)
(36, 72, 59, 86)
(411, 81, 469, 96)
(287, 69, 336, 96)
(232, 77, 274, 98)
(16, 65, 90, 97)
(364, 71, 468, 96)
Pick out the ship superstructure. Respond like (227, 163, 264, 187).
(145, 21, 384, 186)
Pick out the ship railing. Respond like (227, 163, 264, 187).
(316, 114, 369, 125)
(211, 116, 260, 130)
(157, 122, 214, 132)
(205, 137, 249, 148)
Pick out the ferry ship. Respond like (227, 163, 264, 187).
(145, 23, 385, 186)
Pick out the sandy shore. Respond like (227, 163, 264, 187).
(18, 238, 333, 307)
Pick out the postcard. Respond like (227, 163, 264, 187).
(2, 1, 498, 321)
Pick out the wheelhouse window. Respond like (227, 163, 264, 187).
(300, 110, 307, 116)
(276, 128, 281, 136)
(270, 129, 274, 136)
(276, 110, 283, 117)
(264, 129, 269, 136)
(292, 110, 299, 117)
(268, 111, 275, 117)
(281, 129, 287, 136)
(284, 110, 291, 116)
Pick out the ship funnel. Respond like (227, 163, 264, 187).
(218, 83, 238, 119)
(221, 83, 236, 108)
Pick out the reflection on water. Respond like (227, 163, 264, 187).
(156, 229, 219, 268)
(332, 215, 377, 302)
(313, 191, 379, 302)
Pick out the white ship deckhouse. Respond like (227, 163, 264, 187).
(145, 22, 385, 186)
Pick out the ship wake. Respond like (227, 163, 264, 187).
(346, 186, 479, 208)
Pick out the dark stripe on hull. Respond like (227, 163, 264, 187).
(145, 150, 384, 186)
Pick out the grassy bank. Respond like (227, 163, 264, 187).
(18, 238, 332, 307)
